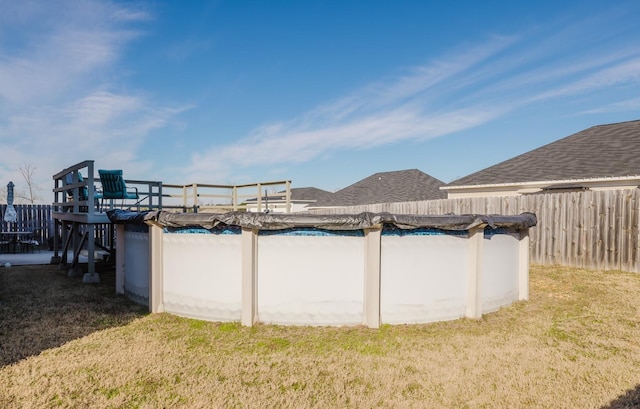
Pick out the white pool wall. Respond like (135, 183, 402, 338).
(257, 232, 365, 326)
(380, 233, 469, 324)
(115, 218, 531, 328)
(121, 228, 150, 305)
(162, 233, 242, 321)
(481, 230, 521, 313)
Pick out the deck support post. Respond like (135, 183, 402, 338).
(50, 219, 62, 264)
(82, 223, 99, 283)
(67, 222, 83, 278)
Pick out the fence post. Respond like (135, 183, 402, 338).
(82, 223, 100, 283)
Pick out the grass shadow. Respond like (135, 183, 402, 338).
(601, 384, 640, 409)
(0, 264, 148, 367)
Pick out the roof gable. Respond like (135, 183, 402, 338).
(447, 119, 640, 187)
(315, 169, 446, 207)
(289, 187, 334, 202)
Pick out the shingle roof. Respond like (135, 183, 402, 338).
(289, 187, 334, 202)
(314, 169, 446, 207)
(447, 119, 640, 187)
(248, 187, 333, 203)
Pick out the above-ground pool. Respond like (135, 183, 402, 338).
(109, 211, 536, 328)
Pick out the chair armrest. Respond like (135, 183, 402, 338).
(122, 186, 139, 200)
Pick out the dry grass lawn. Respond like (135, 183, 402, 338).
(1, 264, 639, 408)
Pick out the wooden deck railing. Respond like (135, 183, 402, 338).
(52, 160, 100, 216)
(161, 181, 291, 213)
(52, 161, 291, 215)
(114, 179, 163, 211)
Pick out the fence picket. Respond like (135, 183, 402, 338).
(1, 204, 52, 247)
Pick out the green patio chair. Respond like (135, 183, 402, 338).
(96, 169, 139, 210)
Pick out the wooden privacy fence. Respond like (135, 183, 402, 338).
(1, 203, 114, 251)
(311, 189, 640, 273)
(0, 204, 52, 246)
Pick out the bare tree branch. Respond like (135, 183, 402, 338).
(18, 163, 42, 204)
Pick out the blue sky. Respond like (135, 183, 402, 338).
(1, 0, 640, 202)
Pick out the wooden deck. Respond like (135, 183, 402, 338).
(52, 160, 292, 282)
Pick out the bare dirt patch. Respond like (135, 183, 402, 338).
(1, 264, 639, 408)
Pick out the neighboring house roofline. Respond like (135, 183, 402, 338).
(441, 175, 640, 191)
(245, 187, 333, 203)
(445, 119, 640, 189)
(313, 168, 445, 207)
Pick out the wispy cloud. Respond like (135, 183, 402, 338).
(186, 9, 640, 183)
(1, 90, 184, 186)
(112, 7, 152, 22)
(184, 38, 518, 181)
(366, 35, 517, 107)
(0, 2, 137, 105)
(0, 0, 181, 200)
(579, 97, 640, 115)
(530, 57, 640, 102)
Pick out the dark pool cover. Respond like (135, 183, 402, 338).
(107, 210, 537, 232)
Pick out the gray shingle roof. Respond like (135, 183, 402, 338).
(447, 119, 640, 187)
(289, 187, 334, 202)
(248, 187, 333, 203)
(314, 169, 446, 207)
